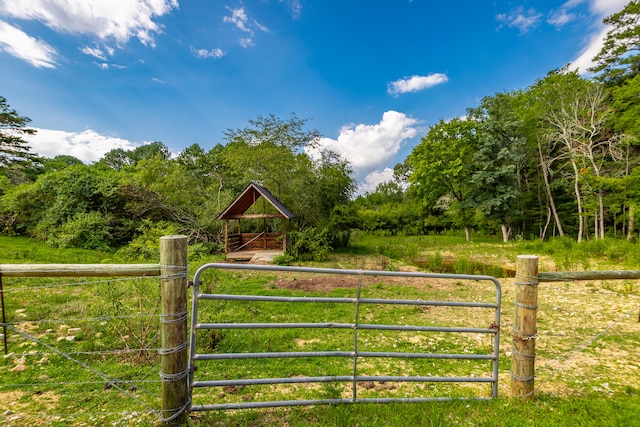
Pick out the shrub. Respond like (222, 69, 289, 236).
(116, 220, 179, 260)
(47, 211, 115, 251)
(287, 228, 331, 262)
(273, 253, 295, 265)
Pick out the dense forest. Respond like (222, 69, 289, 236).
(1, 2, 640, 256)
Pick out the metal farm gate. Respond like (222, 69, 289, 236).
(188, 264, 502, 411)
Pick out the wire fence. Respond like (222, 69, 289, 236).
(0, 274, 165, 425)
(498, 277, 640, 397)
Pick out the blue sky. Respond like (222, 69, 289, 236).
(0, 0, 629, 192)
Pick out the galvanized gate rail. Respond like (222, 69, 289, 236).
(189, 264, 502, 411)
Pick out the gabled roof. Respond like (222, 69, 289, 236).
(218, 182, 295, 220)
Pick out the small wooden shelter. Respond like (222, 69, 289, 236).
(218, 182, 295, 260)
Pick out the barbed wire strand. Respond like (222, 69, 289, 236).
(5, 325, 158, 412)
(2, 313, 161, 326)
(0, 379, 162, 388)
(534, 305, 638, 392)
(0, 275, 156, 293)
(3, 347, 162, 356)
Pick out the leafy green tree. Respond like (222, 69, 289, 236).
(99, 141, 170, 171)
(534, 73, 621, 241)
(591, 1, 640, 84)
(0, 164, 134, 248)
(609, 74, 640, 138)
(42, 155, 84, 172)
(0, 96, 41, 186)
(222, 113, 320, 196)
(222, 113, 354, 229)
(467, 92, 526, 242)
(521, 73, 570, 239)
(407, 118, 478, 241)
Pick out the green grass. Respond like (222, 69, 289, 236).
(337, 232, 640, 274)
(190, 392, 640, 426)
(0, 235, 115, 264)
(1, 234, 640, 425)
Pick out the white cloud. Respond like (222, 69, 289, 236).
(0, 20, 57, 67)
(387, 73, 448, 96)
(307, 110, 420, 187)
(224, 7, 252, 33)
(568, 0, 630, 74)
(361, 168, 396, 194)
(239, 37, 254, 48)
(0, 0, 178, 65)
(589, 0, 628, 17)
(81, 45, 107, 60)
(496, 7, 543, 34)
(191, 46, 224, 59)
(569, 26, 609, 73)
(280, 0, 302, 19)
(223, 6, 268, 47)
(25, 128, 142, 163)
(547, 9, 575, 27)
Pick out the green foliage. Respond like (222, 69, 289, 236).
(591, 0, 640, 83)
(287, 227, 332, 261)
(46, 211, 116, 251)
(272, 252, 296, 265)
(115, 220, 179, 260)
(223, 114, 355, 229)
(98, 141, 170, 171)
(407, 118, 477, 231)
(42, 155, 83, 172)
(0, 95, 40, 179)
(467, 92, 526, 229)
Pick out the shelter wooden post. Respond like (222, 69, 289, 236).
(224, 221, 229, 253)
(159, 235, 189, 426)
(511, 255, 539, 398)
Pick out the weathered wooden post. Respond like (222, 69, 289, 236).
(159, 235, 189, 426)
(511, 255, 539, 398)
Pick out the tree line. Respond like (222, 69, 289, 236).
(1, 1, 639, 254)
(355, 1, 640, 243)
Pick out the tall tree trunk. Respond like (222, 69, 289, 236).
(501, 224, 510, 243)
(541, 207, 551, 240)
(538, 139, 564, 236)
(570, 158, 584, 243)
(598, 188, 605, 239)
(464, 226, 471, 242)
(628, 205, 636, 240)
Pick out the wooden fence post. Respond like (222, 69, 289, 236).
(511, 255, 539, 398)
(159, 235, 189, 426)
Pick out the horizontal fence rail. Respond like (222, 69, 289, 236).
(0, 264, 160, 277)
(189, 264, 502, 411)
(539, 270, 640, 282)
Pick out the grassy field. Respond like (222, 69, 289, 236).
(1, 233, 639, 426)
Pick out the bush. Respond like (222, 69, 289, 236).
(272, 253, 295, 265)
(47, 211, 115, 251)
(115, 220, 179, 260)
(287, 228, 332, 262)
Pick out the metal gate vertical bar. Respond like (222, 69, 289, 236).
(351, 273, 363, 402)
(492, 281, 502, 398)
(188, 268, 201, 400)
